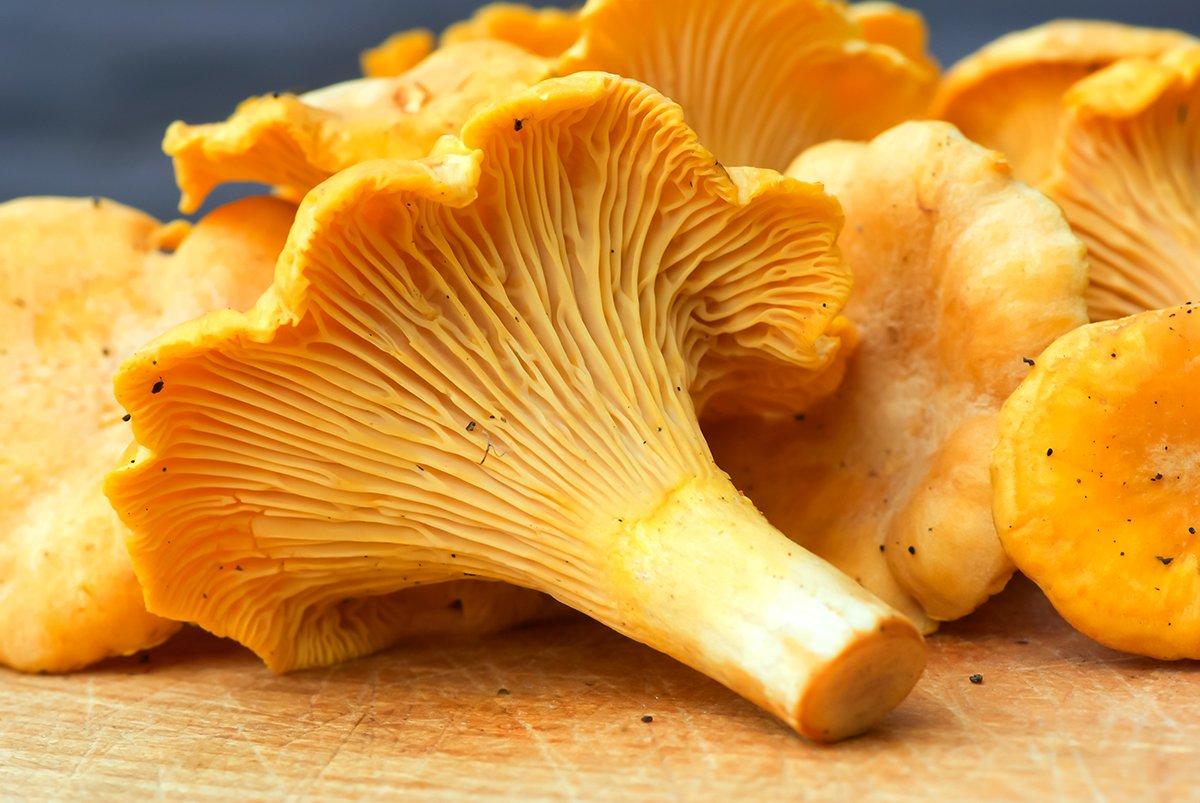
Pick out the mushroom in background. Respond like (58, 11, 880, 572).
(706, 122, 1089, 630)
(994, 304, 1200, 659)
(442, 2, 582, 59)
(363, 3, 579, 76)
(173, 0, 935, 218)
(555, 0, 936, 171)
(934, 20, 1195, 186)
(106, 74, 927, 741)
(846, 1, 940, 75)
(0, 195, 293, 672)
(165, 40, 551, 214)
(1044, 46, 1200, 321)
(359, 30, 434, 79)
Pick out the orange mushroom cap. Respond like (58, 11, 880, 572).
(994, 304, 1200, 658)
(848, 2, 939, 75)
(0, 195, 293, 672)
(360, 29, 435, 79)
(707, 121, 1089, 628)
(934, 20, 1195, 185)
(442, 2, 582, 58)
(165, 40, 551, 213)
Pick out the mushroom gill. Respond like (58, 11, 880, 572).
(107, 74, 927, 741)
(706, 122, 1090, 629)
(557, 0, 937, 171)
(1044, 46, 1200, 321)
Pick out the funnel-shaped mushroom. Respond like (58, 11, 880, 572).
(107, 74, 926, 740)
(706, 122, 1090, 628)
(994, 304, 1200, 658)
(556, 0, 936, 171)
(934, 21, 1195, 185)
(0, 195, 294, 672)
(165, 40, 550, 213)
(1044, 46, 1200, 321)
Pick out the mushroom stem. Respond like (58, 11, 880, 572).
(601, 476, 926, 741)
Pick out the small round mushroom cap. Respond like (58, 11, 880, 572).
(994, 305, 1200, 659)
(1044, 46, 1200, 321)
(360, 30, 435, 79)
(442, 3, 582, 58)
(0, 195, 293, 672)
(107, 73, 927, 740)
(556, 0, 937, 171)
(707, 122, 1090, 627)
(934, 20, 1196, 185)
(165, 40, 551, 213)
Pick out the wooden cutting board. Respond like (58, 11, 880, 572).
(2, 575, 1197, 801)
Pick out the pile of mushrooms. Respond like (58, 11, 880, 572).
(3, 0, 1199, 742)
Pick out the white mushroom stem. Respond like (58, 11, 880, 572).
(599, 476, 926, 741)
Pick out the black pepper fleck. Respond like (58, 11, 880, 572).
(641, 715, 653, 723)
(1022, 357, 1036, 366)
(907, 545, 916, 555)
(497, 688, 510, 696)
(121, 414, 131, 422)
(513, 118, 524, 132)
(968, 674, 983, 685)
(151, 379, 164, 394)
(1157, 556, 1174, 566)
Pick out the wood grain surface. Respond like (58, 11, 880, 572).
(2, 576, 1197, 801)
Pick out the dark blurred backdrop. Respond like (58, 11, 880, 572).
(2, 1, 1197, 219)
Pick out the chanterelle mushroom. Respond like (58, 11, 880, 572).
(107, 73, 926, 740)
(994, 304, 1200, 659)
(165, 40, 551, 213)
(847, 2, 939, 75)
(359, 30, 435, 79)
(1043, 46, 1200, 321)
(442, 2, 582, 59)
(363, 4, 579, 78)
(933, 20, 1195, 185)
(706, 122, 1090, 629)
(0, 195, 293, 672)
(556, 0, 936, 171)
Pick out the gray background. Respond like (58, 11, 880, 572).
(2, 1, 1197, 219)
